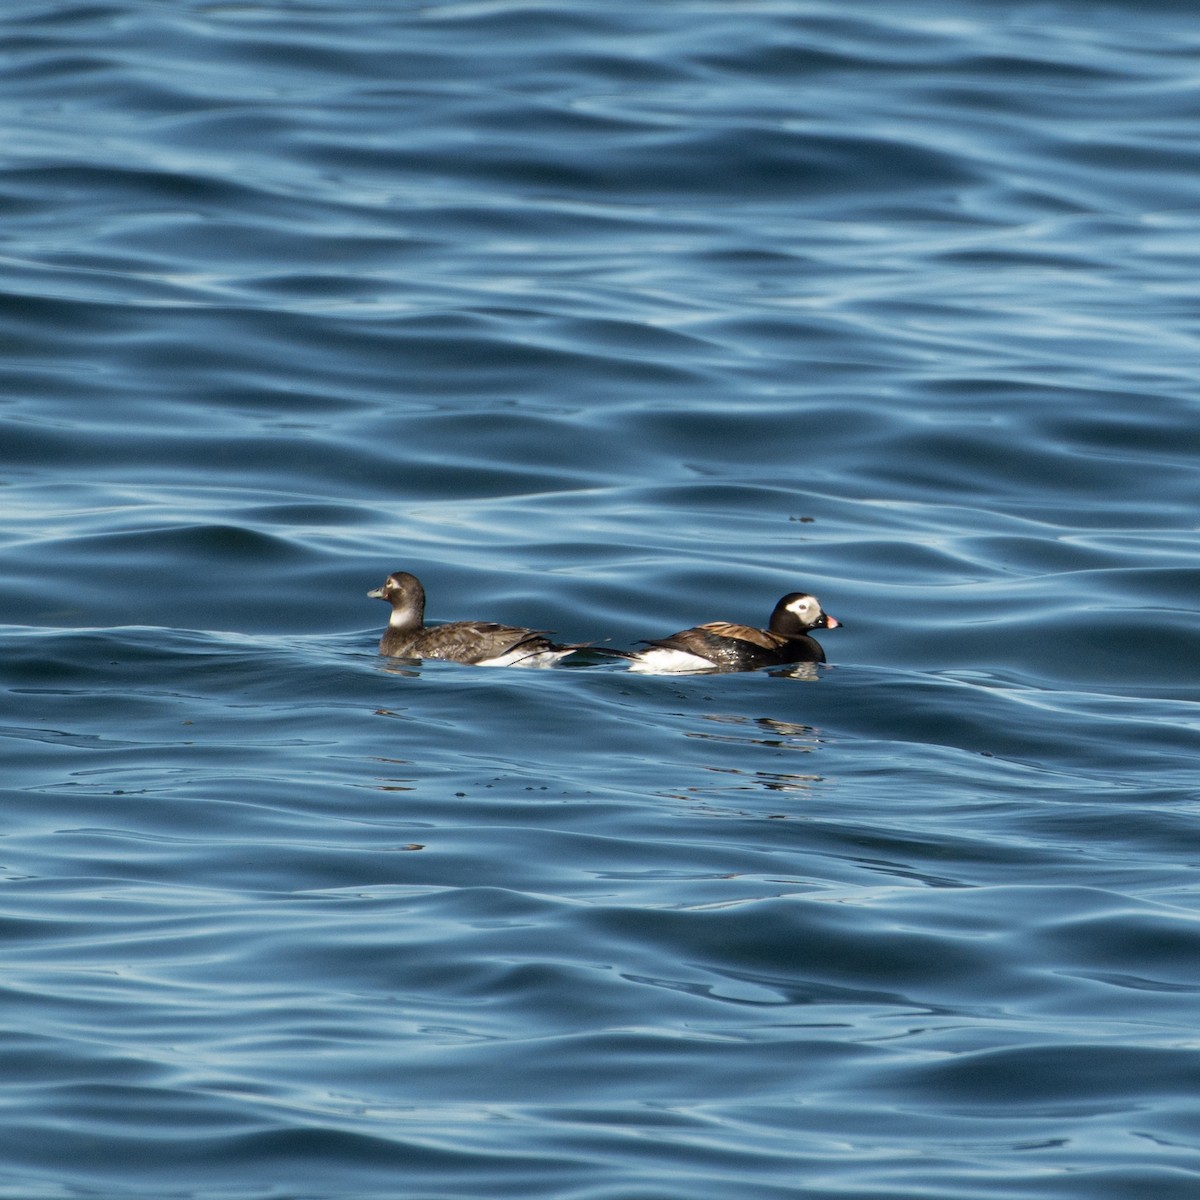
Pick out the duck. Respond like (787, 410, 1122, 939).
(624, 591, 840, 674)
(367, 570, 584, 667)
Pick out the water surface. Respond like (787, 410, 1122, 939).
(1, 2, 1199, 1197)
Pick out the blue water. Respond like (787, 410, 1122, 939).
(2, 2, 1199, 1196)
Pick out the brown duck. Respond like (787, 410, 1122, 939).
(368, 571, 585, 667)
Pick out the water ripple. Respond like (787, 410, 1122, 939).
(2, 2, 1200, 1197)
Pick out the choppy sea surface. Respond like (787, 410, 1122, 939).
(2, 2, 1199, 1197)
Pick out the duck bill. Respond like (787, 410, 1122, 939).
(367, 586, 386, 600)
(820, 613, 841, 630)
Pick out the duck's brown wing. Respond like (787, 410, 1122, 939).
(410, 621, 562, 664)
(638, 622, 780, 668)
(692, 622, 787, 652)
(696, 623, 827, 666)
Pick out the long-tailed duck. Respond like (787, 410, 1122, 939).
(625, 591, 840, 674)
(368, 571, 583, 667)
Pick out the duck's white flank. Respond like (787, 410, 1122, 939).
(626, 647, 717, 674)
(475, 647, 575, 668)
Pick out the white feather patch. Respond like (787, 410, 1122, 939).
(627, 647, 716, 674)
(785, 595, 820, 623)
(475, 648, 574, 668)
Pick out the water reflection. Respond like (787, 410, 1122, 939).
(669, 712, 827, 802)
(767, 662, 822, 681)
(687, 765, 823, 797)
(688, 713, 822, 750)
